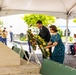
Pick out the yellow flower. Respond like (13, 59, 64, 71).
(30, 40, 32, 42)
(43, 43, 46, 45)
(46, 49, 49, 52)
(40, 45, 42, 48)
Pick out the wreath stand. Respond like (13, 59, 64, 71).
(27, 42, 41, 66)
(13, 40, 41, 66)
(13, 40, 29, 61)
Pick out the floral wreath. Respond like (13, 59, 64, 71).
(27, 29, 50, 58)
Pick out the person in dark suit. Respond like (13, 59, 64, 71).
(36, 20, 52, 58)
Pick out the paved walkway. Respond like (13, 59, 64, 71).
(64, 54, 76, 68)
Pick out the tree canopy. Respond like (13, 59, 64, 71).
(23, 14, 56, 27)
(22, 14, 63, 37)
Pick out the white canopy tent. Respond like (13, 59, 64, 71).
(0, 0, 76, 46)
(0, 0, 76, 18)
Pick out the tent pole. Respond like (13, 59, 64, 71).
(65, 14, 69, 54)
(66, 14, 69, 44)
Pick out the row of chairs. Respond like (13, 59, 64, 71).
(12, 46, 29, 60)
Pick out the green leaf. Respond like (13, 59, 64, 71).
(22, 14, 56, 27)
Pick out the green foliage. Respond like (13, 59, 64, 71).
(73, 18, 76, 23)
(19, 35, 27, 41)
(0, 20, 4, 26)
(19, 36, 27, 41)
(69, 36, 73, 42)
(23, 14, 56, 27)
(62, 36, 73, 42)
(57, 26, 63, 37)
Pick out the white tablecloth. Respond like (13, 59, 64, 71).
(65, 43, 73, 54)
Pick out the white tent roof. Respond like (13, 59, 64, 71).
(0, 0, 76, 18)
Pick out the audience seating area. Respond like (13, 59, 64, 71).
(12, 46, 29, 60)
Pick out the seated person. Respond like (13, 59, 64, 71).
(70, 34, 76, 55)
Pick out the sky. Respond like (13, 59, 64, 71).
(0, 14, 28, 34)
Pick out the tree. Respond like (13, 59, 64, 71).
(23, 14, 56, 27)
(22, 14, 64, 37)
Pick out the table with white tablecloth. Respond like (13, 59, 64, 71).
(64, 42, 73, 54)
